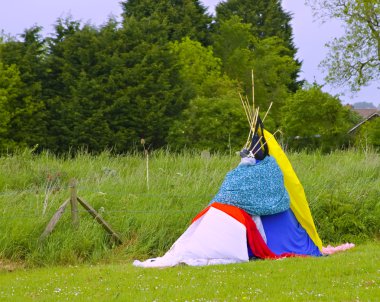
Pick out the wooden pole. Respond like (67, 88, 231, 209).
(70, 179, 79, 229)
(146, 150, 149, 191)
(77, 196, 123, 245)
(251, 70, 255, 108)
(39, 199, 70, 241)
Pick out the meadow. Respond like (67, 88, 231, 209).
(0, 242, 379, 301)
(0, 148, 379, 266)
(0, 148, 379, 300)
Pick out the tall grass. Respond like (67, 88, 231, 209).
(290, 149, 380, 243)
(0, 148, 379, 266)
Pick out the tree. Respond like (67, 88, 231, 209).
(168, 37, 236, 99)
(307, 0, 380, 91)
(216, 0, 294, 43)
(214, 0, 301, 91)
(0, 63, 45, 151)
(43, 18, 99, 152)
(0, 27, 47, 150)
(0, 63, 19, 144)
(121, 0, 212, 44)
(167, 94, 248, 152)
(281, 84, 356, 151)
(106, 42, 189, 151)
(354, 118, 380, 150)
(212, 16, 298, 125)
(42, 14, 202, 153)
(212, 16, 254, 84)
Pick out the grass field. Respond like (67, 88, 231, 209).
(0, 149, 379, 300)
(0, 149, 379, 266)
(0, 242, 379, 301)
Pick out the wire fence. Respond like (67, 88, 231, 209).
(0, 189, 214, 198)
(0, 209, 202, 220)
(0, 184, 214, 220)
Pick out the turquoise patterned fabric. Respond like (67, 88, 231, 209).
(211, 156, 290, 216)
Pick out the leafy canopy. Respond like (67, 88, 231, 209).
(307, 0, 380, 91)
(167, 95, 248, 152)
(281, 84, 355, 151)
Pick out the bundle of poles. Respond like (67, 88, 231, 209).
(239, 71, 277, 157)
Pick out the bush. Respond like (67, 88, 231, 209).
(281, 84, 356, 152)
(353, 118, 380, 150)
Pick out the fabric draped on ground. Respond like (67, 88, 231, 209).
(133, 205, 249, 267)
(322, 243, 355, 255)
(133, 203, 318, 268)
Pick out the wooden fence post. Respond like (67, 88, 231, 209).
(77, 196, 123, 245)
(40, 178, 122, 245)
(39, 199, 70, 242)
(70, 178, 79, 229)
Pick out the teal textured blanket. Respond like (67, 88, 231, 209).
(211, 156, 290, 216)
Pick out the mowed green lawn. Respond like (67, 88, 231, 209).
(1, 242, 379, 302)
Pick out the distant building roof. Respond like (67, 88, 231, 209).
(348, 110, 380, 134)
(353, 108, 379, 119)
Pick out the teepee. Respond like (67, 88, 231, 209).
(134, 74, 323, 268)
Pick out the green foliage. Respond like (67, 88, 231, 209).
(211, 16, 298, 123)
(291, 150, 380, 243)
(167, 95, 247, 152)
(0, 63, 19, 135)
(121, 0, 212, 44)
(41, 17, 191, 152)
(0, 1, 369, 154)
(106, 43, 188, 150)
(307, 0, 380, 90)
(168, 37, 237, 99)
(281, 84, 355, 151)
(252, 36, 298, 123)
(354, 118, 380, 150)
(214, 0, 301, 92)
(215, 0, 294, 46)
(169, 37, 235, 99)
(43, 19, 112, 152)
(0, 63, 44, 151)
(212, 16, 254, 83)
(0, 27, 47, 150)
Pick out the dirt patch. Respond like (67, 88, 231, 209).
(0, 259, 25, 272)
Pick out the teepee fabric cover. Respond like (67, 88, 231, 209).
(133, 204, 249, 267)
(261, 209, 321, 256)
(264, 130, 323, 251)
(133, 132, 323, 267)
(210, 156, 290, 216)
(133, 203, 299, 268)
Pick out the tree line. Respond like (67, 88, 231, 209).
(0, 0, 369, 154)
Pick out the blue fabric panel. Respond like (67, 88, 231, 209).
(261, 209, 322, 256)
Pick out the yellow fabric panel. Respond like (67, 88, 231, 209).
(263, 130, 323, 250)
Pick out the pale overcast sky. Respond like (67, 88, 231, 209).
(0, 0, 378, 106)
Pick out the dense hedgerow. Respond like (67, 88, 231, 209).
(0, 149, 378, 265)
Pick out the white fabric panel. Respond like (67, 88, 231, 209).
(252, 215, 267, 243)
(133, 207, 249, 268)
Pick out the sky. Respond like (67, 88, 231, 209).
(0, 0, 378, 106)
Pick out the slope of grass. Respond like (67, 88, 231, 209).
(0, 242, 379, 301)
(0, 149, 379, 265)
